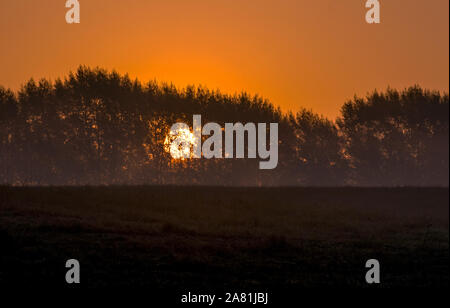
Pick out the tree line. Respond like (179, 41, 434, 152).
(0, 66, 448, 186)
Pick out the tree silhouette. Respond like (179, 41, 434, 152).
(0, 67, 448, 186)
(337, 86, 449, 186)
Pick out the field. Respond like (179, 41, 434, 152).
(0, 186, 448, 289)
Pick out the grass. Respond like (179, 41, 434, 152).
(0, 186, 448, 288)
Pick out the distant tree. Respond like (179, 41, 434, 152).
(0, 67, 448, 187)
(287, 109, 347, 185)
(0, 87, 18, 184)
(337, 86, 449, 186)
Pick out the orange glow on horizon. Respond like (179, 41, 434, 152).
(0, 0, 448, 118)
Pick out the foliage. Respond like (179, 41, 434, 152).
(0, 67, 448, 186)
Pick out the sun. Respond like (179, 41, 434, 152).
(164, 127, 198, 160)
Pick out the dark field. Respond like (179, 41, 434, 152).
(0, 186, 448, 289)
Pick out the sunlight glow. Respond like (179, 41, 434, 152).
(164, 127, 198, 160)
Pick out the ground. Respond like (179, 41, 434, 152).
(0, 186, 448, 289)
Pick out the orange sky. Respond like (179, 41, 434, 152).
(0, 0, 448, 118)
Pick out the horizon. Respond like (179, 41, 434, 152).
(2, 66, 450, 121)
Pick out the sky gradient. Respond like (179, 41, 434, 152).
(1, 0, 448, 118)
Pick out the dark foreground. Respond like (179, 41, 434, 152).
(0, 186, 448, 289)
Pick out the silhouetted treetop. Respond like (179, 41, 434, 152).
(0, 67, 448, 186)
